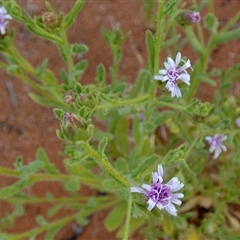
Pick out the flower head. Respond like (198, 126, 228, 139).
(205, 134, 227, 159)
(130, 165, 184, 216)
(154, 52, 192, 98)
(235, 117, 240, 128)
(0, 6, 12, 35)
(176, 11, 201, 26)
(186, 11, 201, 24)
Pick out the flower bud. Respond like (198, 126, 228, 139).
(176, 11, 201, 26)
(62, 112, 87, 141)
(63, 91, 75, 105)
(41, 12, 59, 28)
(78, 93, 96, 109)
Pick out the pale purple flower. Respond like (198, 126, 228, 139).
(130, 165, 184, 216)
(176, 11, 201, 26)
(0, 6, 12, 35)
(154, 52, 192, 98)
(205, 134, 227, 159)
(186, 11, 201, 23)
(235, 117, 240, 128)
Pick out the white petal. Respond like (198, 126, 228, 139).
(159, 69, 167, 74)
(142, 184, 151, 191)
(165, 204, 177, 216)
(156, 202, 164, 210)
(130, 187, 146, 194)
(147, 199, 156, 211)
(175, 52, 181, 66)
(171, 193, 184, 199)
(213, 149, 221, 159)
(157, 165, 164, 178)
(154, 75, 169, 82)
(205, 136, 213, 142)
(221, 136, 227, 141)
(220, 144, 227, 152)
(171, 198, 182, 206)
(167, 57, 176, 68)
(178, 60, 191, 72)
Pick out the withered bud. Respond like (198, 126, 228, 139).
(41, 12, 59, 28)
(63, 91, 75, 105)
(63, 112, 88, 141)
(63, 112, 83, 128)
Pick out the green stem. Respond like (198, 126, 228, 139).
(186, 10, 240, 102)
(154, 0, 164, 75)
(79, 141, 130, 188)
(6, 195, 113, 204)
(61, 29, 74, 72)
(156, 100, 185, 111)
(94, 94, 150, 112)
(151, 0, 164, 98)
(13, 198, 116, 239)
(185, 135, 201, 160)
(123, 193, 132, 240)
(0, 166, 100, 186)
(14, 214, 77, 239)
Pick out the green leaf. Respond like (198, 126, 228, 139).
(26, 24, 62, 44)
(98, 137, 108, 155)
(29, 93, 59, 108)
(104, 202, 126, 231)
(112, 82, 127, 94)
(76, 213, 89, 226)
(95, 64, 106, 86)
(115, 116, 129, 154)
(19, 161, 44, 180)
(36, 148, 59, 175)
(6, 64, 21, 75)
(131, 154, 159, 178)
(145, 30, 155, 73)
(73, 59, 88, 72)
(35, 215, 47, 226)
(116, 218, 145, 239)
(114, 157, 128, 175)
(45, 225, 63, 240)
(204, 13, 218, 33)
(162, 144, 186, 164)
(217, 27, 240, 44)
(162, 34, 181, 49)
(184, 27, 204, 54)
(129, 70, 149, 98)
(64, 0, 85, 29)
(47, 204, 64, 218)
(63, 176, 80, 192)
(132, 114, 142, 146)
(14, 156, 23, 170)
(64, 162, 100, 185)
(132, 203, 149, 219)
(60, 69, 69, 84)
(143, 121, 155, 133)
(0, 179, 34, 199)
(0, 233, 14, 240)
(36, 59, 48, 77)
(153, 110, 174, 126)
(70, 43, 88, 55)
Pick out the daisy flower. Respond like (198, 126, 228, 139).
(205, 134, 227, 159)
(130, 165, 184, 216)
(0, 6, 12, 35)
(154, 52, 192, 98)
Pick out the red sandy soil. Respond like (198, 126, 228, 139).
(0, 1, 240, 239)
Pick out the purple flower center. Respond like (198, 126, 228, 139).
(167, 68, 180, 84)
(148, 183, 171, 206)
(211, 135, 221, 146)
